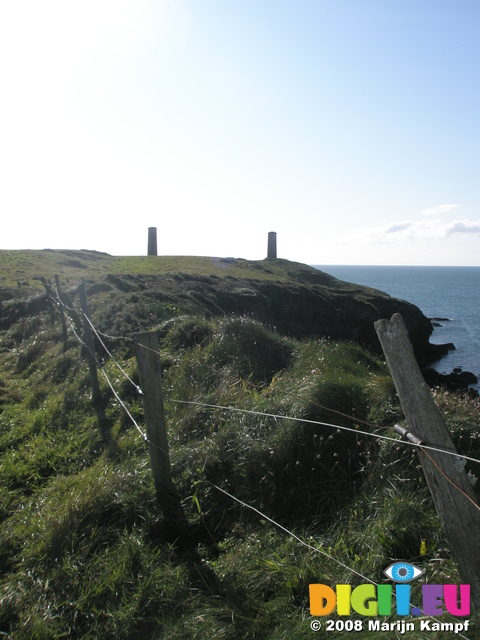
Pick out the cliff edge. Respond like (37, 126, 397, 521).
(0, 252, 447, 366)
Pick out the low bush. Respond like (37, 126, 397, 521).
(211, 316, 293, 383)
(163, 315, 213, 351)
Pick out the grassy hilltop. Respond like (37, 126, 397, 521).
(1, 250, 479, 639)
(0, 249, 440, 362)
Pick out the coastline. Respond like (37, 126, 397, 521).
(315, 265, 480, 395)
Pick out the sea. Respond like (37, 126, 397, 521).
(314, 266, 480, 391)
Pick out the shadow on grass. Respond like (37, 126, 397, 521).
(93, 393, 122, 461)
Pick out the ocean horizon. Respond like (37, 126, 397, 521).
(314, 265, 480, 391)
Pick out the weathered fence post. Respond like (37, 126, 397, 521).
(54, 275, 68, 351)
(38, 276, 56, 327)
(375, 313, 480, 607)
(78, 280, 100, 403)
(134, 331, 184, 523)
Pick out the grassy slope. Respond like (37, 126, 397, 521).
(0, 249, 392, 296)
(0, 250, 318, 287)
(1, 251, 480, 639)
(1, 249, 434, 357)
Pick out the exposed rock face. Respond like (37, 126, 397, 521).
(148, 261, 448, 366)
(219, 279, 443, 366)
(423, 368, 479, 394)
(0, 256, 448, 368)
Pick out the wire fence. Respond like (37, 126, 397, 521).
(42, 282, 479, 633)
(53, 287, 480, 506)
(56, 290, 480, 467)
(55, 293, 376, 583)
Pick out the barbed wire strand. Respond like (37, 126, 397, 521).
(53, 286, 80, 315)
(167, 398, 480, 470)
(81, 311, 142, 395)
(62, 309, 148, 444)
(53, 294, 161, 356)
(420, 448, 480, 512)
(274, 388, 392, 430)
(59, 298, 480, 519)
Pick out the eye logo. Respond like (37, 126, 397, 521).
(384, 562, 424, 583)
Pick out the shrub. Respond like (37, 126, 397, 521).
(163, 315, 213, 351)
(211, 317, 293, 383)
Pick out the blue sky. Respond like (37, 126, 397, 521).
(1, 0, 479, 265)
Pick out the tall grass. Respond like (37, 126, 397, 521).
(1, 307, 479, 638)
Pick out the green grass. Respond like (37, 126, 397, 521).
(0, 250, 334, 291)
(1, 257, 480, 638)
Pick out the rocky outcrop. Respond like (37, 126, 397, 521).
(423, 367, 479, 394)
(1, 256, 449, 370)
(135, 260, 449, 366)
(216, 276, 444, 366)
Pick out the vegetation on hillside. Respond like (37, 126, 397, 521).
(1, 253, 479, 638)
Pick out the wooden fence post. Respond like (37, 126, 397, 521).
(78, 280, 100, 403)
(38, 276, 56, 327)
(134, 331, 184, 522)
(54, 275, 68, 352)
(375, 313, 480, 607)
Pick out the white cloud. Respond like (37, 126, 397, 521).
(338, 217, 480, 246)
(384, 222, 414, 234)
(444, 220, 480, 235)
(420, 204, 460, 216)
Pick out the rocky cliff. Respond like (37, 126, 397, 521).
(0, 252, 448, 367)
(144, 260, 447, 366)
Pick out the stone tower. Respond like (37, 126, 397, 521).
(267, 231, 277, 259)
(148, 227, 157, 256)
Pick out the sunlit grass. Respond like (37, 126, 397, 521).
(1, 280, 480, 638)
(0, 250, 323, 291)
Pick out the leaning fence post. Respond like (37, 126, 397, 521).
(375, 313, 480, 608)
(134, 331, 184, 523)
(78, 280, 100, 403)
